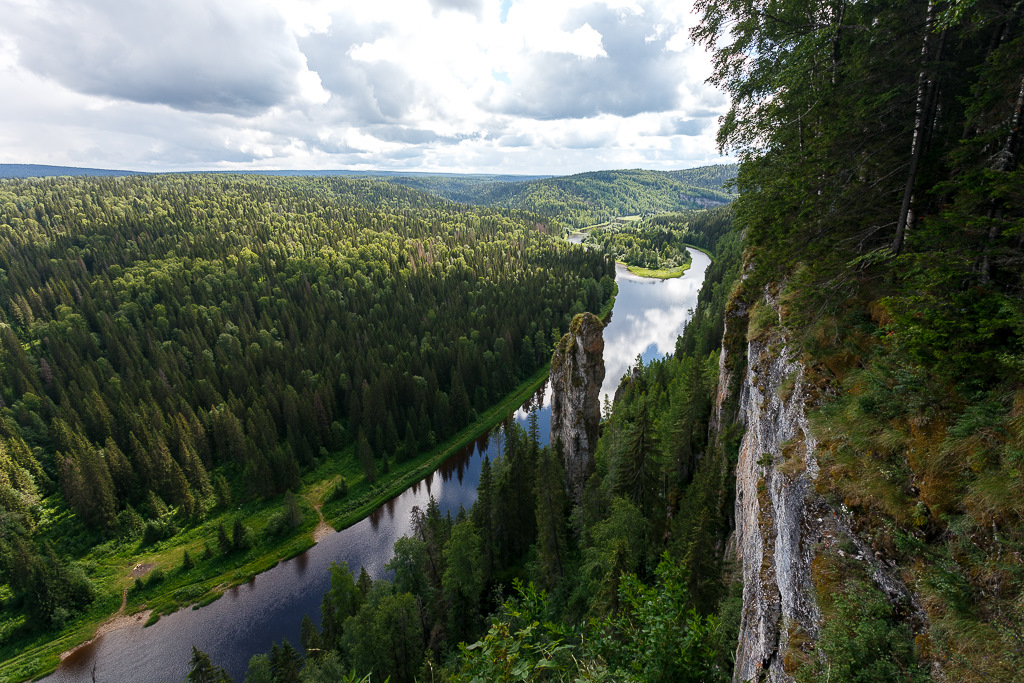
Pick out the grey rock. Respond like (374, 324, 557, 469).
(723, 289, 930, 682)
(550, 312, 605, 503)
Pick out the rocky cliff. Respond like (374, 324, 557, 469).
(550, 312, 605, 502)
(721, 290, 923, 682)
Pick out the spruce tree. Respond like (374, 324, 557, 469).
(185, 646, 232, 683)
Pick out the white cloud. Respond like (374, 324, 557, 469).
(0, 0, 731, 173)
(2, 0, 305, 115)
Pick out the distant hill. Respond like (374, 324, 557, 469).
(214, 169, 552, 182)
(0, 164, 552, 181)
(387, 164, 738, 229)
(1, 164, 737, 230)
(0, 163, 143, 178)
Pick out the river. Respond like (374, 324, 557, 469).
(45, 249, 710, 683)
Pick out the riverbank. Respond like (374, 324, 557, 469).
(2, 288, 617, 683)
(318, 365, 552, 532)
(3, 370, 552, 683)
(619, 242, 716, 279)
(624, 261, 690, 279)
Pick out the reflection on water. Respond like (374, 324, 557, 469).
(43, 249, 709, 683)
(44, 387, 552, 683)
(600, 252, 710, 403)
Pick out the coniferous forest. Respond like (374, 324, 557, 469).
(388, 166, 737, 229)
(2, 0, 1023, 680)
(0, 174, 615, 676)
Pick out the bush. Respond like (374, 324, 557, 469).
(141, 517, 179, 546)
(263, 493, 303, 539)
(232, 519, 250, 551)
(797, 578, 926, 683)
(146, 567, 165, 587)
(330, 478, 349, 501)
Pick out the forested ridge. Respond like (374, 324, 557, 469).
(692, 0, 1024, 679)
(0, 173, 614, 676)
(388, 165, 737, 229)
(581, 205, 733, 272)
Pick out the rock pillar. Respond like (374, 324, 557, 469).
(549, 312, 605, 502)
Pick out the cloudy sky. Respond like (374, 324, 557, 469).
(0, 0, 729, 174)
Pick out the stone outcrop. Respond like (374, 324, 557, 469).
(550, 312, 605, 502)
(730, 307, 823, 682)
(722, 289, 925, 682)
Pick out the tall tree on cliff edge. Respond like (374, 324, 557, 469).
(693, 0, 1023, 296)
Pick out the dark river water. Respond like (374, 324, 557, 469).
(44, 249, 710, 683)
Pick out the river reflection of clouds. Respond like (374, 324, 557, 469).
(43, 251, 709, 683)
(601, 252, 710, 403)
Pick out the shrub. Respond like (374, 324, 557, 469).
(146, 567, 165, 587)
(797, 576, 926, 683)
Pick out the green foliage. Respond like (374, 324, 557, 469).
(458, 581, 574, 682)
(0, 541, 96, 628)
(232, 517, 250, 553)
(340, 582, 423, 683)
(590, 557, 724, 683)
(442, 519, 484, 643)
(459, 560, 724, 683)
(389, 166, 737, 230)
(319, 561, 364, 652)
(796, 577, 926, 683)
(146, 566, 166, 587)
(244, 653, 273, 683)
(269, 640, 303, 683)
(297, 653, 353, 683)
(142, 516, 180, 546)
(265, 491, 305, 538)
(532, 446, 568, 592)
(329, 477, 349, 501)
(385, 536, 430, 603)
(217, 523, 233, 556)
(185, 646, 233, 683)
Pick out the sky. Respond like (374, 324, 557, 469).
(0, 0, 730, 175)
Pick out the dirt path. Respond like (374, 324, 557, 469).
(59, 578, 153, 662)
(304, 493, 334, 542)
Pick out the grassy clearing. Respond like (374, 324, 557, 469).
(580, 215, 642, 232)
(625, 262, 691, 279)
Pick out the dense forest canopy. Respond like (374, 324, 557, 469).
(0, 174, 614, 650)
(388, 166, 738, 229)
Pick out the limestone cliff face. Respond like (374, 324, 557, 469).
(550, 312, 605, 502)
(730, 307, 823, 682)
(722, 291, 923, 682)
